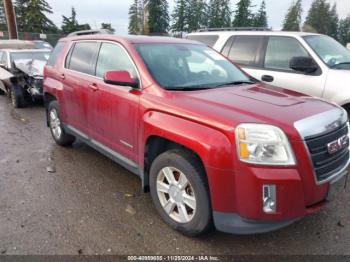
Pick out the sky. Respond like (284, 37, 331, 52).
(46, 0, 350, 35)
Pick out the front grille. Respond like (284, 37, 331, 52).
(305, 124, 349, 182)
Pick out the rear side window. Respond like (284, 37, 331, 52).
(96, 43, 137, 78)
(264, 36, 310, 71)
(187, 35, 219, 47)
(228, 36, 264, 66)
(68, 42, 100, 75)
(47, 42, 65, 67)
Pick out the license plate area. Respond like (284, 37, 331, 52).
(326, 172, 348, 201)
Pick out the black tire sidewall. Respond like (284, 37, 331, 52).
(11, 85, 24, 108)
(149, 150, 212, 236)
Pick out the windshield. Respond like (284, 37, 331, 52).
(304, 35, 350, 69)
(134, 43, 253, 90)
(10, 51, 51, 63)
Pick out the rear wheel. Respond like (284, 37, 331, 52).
(48, 100, 75, 146)
(10, 85, 25, 108)
(149, 149, 212, 236)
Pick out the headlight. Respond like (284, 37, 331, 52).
(235, 123, 296, 166)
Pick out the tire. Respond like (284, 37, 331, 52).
(10, 85, 25, 108)
(0, 89, 4, 95)
(48, 100, 75, 146)
(149, 149, 212, 236)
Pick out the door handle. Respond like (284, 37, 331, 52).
(88, 83, 99, 91)
(261, 75, 274, 82)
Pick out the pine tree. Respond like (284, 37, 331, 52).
(61, 7, 91, 34)
(172, 0, 188, 32)
(253, 0, 267, 27)
(208, 0, 231, 28)
(232, 0, 253, 27)
(15, 0, 57, 33)
(187, 0, 208, 32)
(304, 0, 338, 38)
(282, 0, 302, 31)
(0, 0, 7, 31)
(128, 0, 142, 34)
(328, 3, 339, 39)
(147, 0, 169, 34)
(339, 15, 350, 46)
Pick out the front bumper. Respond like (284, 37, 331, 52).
(213, 212, 298, 235)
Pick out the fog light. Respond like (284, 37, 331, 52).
(263, 185, 276, 213)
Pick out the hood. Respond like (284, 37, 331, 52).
(13, 59, 46, 78)
(154, 83, 339, 140)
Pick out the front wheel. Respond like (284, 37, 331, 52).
(10, 85, 25, 108)
(48, 100, 75, 146)
(149, 149, 212, 236)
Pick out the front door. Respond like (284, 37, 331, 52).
(88, 42, 140, 163)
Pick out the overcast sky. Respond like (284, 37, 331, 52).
(46, 0, 350, 35)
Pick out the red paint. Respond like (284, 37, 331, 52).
(44, 35, 343, 223)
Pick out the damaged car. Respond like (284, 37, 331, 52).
(0, 47, 51, 108)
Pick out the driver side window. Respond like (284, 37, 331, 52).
(96, 43, 137, 79)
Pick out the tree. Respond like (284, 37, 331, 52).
(187, 0, 208, 32)
(253, 0, 267, 27)
(61, 7, 91, 34)
(232, 0, 253, 27)
(282, 0, 302, 31)
(0, 0, 7, 31)
(304, 0, 338, 38)
(208, 0, 231, 28)
(128, 0, 142, 34)
(339, 15, 350, 46)
(147, 0, 169, 34)
(172, 0, 188, 32)
(15, 0, 57, 33)
(101, 23, 115, 33)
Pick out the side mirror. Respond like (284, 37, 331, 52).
(290, 56, 318, 74)
(103, 70, 139, 89)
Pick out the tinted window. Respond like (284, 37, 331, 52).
(96, 43, 137, 78)
(228, 36, 264, 66)
(186, 35, 219, 47)
(47, 42, 65, 66)
(265, 36, 309, 71)
(68, 42, 100, 75)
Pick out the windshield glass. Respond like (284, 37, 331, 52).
(304, 35, 350, 69)
(134, 43, 253, 90)
(10, 51, 51, 63)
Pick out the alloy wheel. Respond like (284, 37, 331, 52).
(156, 166, 196, 223)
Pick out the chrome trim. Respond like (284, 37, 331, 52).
(294, 107, 348, 139)
(294, 108, 349, 185)
(66, 124, 89, 140)
(120, 140, 134, 148)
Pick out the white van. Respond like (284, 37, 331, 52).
(187, 30, 350, 112)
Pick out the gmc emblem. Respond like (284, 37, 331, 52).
(327, 135, 349, 154)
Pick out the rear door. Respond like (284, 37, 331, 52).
(63, 41, 100, 135)
(88, 42, 140, 163)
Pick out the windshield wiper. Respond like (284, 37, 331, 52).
(165, 86, 212, 91)
(330, 62, 350, 68)
(215, 80, 255, 88)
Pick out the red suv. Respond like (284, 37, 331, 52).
(43, 35, 349, 236)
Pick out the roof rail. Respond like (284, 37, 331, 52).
(197, 27, 271, 32)
(67, 29, 113, 37)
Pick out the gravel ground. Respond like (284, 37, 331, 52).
(0, 95, 349, 255)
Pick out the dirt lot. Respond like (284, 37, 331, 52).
(0, 95, 349, 255)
